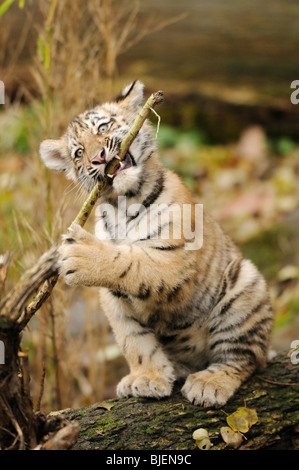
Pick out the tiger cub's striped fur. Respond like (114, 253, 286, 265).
(40, 80, 273, 407)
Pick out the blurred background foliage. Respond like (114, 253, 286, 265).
(0, 0, 298, 411)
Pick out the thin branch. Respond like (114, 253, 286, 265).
(114, 0, 140, 55)
(257, 375, 299, 387)
(36, 365, 46, 412)
(0, 395, 25, 450)
(17, 272, 58, 330)
(121, 12, 188, 54)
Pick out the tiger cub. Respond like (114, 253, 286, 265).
(39, 80, 273, 407)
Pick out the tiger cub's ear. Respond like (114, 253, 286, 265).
(39, 138, 69, 172)
(114, 80, 144, 113)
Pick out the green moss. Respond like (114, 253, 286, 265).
(77, 408, 90, 416)
(80, 416, 122, 438)
(145, 413, 167, 434)
(145, 426, 154, 434)
(100, 418, 122, 429)
(81, 425, 101, 436)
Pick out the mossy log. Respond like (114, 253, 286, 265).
(58, 355, 299, 451)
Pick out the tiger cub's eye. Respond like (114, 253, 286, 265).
(75, 148, 84, 158)
(98, 123, 109, 134)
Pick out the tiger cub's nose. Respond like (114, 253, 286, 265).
(91, 148, 106, 165)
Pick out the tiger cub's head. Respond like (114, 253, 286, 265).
(39, 80, 156, 196)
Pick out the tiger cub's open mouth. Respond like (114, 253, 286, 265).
(107, 152, 135, 180)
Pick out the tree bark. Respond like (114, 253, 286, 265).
(57, 355, 299, 450)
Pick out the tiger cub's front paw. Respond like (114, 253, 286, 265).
(58, 223, 102, 287)
(116, 373, 173, 399)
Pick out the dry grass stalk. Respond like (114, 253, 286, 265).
(89, 0, 187, 97)
(0, 252, 11, 295)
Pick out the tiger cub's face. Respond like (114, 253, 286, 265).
(39, 80, 156, 196)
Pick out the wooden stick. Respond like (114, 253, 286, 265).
(21, 89, 164, 324)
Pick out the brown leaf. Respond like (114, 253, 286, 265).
(93, 402, 114, 411)
(220, 426, 243, 449)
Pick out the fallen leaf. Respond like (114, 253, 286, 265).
(192, 428, 209, 440)
(93, 402, 114, 411)
(192, 428, 213, 450)
(220, 426, 243, 449)
(226, 404, 258, 434)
